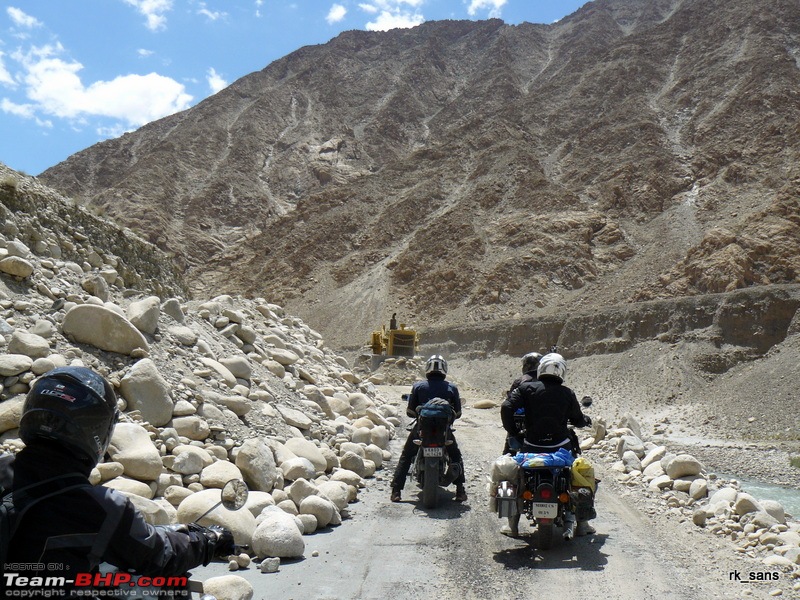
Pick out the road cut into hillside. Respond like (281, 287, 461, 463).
(194, 385, 790, 600)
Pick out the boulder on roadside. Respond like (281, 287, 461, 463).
(284, 437, 327, 473)
(251, 506, 304, 558)
(107, 422, 163, 481)
(202, 576, 253, 600)
(127, 296, 161, 335)
(62, 305, 149, 356)
(664, 454, 703, 479)
(120, 358, 173, 426)
(176, 488, 256, 546)
(236, 438, 280, 492)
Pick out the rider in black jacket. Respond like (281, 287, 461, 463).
(390, 355, 467, 503)
(502, 353, 591, 454)
(2, 366, 234, 597)
(500, 353, 595, 537)
(501, 352, 542, 455)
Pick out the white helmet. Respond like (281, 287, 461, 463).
(537, 353, 567, 382)
(425, 354, 448, 377)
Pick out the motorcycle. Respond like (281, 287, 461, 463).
(409, 397, 461, 508)
(495, 397, 595, 549)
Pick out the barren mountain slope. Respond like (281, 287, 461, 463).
(38, 0, 800, 352)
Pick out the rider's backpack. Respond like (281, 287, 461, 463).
(0, 473, 88, 575)
(417, 398, 454, 422)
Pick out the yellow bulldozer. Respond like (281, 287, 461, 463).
(370, 317, 419, 362)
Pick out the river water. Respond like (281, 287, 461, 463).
(720, 474, 800, 522)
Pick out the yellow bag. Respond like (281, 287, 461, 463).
(571, 457, 596, 493)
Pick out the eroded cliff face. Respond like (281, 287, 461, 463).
(37, 0, 800, 351)
(420, 285, 800, 443)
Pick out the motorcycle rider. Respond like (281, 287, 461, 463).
(501, 352, 542, 455)
(500, 353, 595, 537)
(390, 355, 467, 503)
(3, 366, 235, 596)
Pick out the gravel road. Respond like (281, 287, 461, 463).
(193, 386, 787, 599)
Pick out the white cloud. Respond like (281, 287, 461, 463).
(2, 98, 34, 118)
(206, 68, 227, 94)
(198, 3, 227, 21)
(366, 10, 423, 31)
(0, 52, 15, 87)
(467, 0, 507, 18)
(122, 0, 173, 32)
(360, 0, 424, 31)
(137, 49, 154, 58)
(11, 44, 192, 126)
(327, 4, 347, 24)
(7, 7, 42, 29)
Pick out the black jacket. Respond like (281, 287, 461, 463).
(407, 375, 462, 419)
(4, 443, 211, 596)
(501, 378, 590, 447)
(506, 371, 537, 399)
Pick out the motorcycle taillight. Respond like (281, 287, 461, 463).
(538, 486, 554, 500)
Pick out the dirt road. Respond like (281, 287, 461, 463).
(194, 387, 767, 600)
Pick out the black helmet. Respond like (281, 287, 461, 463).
(522, 352, 542, 374)
(19, 366, 119, 464)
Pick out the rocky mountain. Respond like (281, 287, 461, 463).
(0, 164, 402, 576)
(37, 0, 800, 351)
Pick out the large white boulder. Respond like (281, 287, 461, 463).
(235, 438, 280, 492)
(251, 506, 305, 558)
(200, 461, 244, 489)
(176, 488, 256, 546)
(127, 296, 161, 335)
(281, 457, 316, 482)
(120, 358, 173, 426)
(107, 423, 163, 481)
(202, 576, 253, 600)
(62, 305, 149, 356)
(8, 330, 50, 359)
(284, 437, 327, 473)
(664, 454, 703, 479)
(299, 495, 336, 528)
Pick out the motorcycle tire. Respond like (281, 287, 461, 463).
(537, 521, 554, 550)
(422, 458, 440, 508)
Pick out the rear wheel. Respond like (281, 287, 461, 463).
(537, 521, 554, 550)
(422, 461, 440, 508)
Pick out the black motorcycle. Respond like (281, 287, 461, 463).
(411, 398, 460, 508)
(495, 397, 595, 549)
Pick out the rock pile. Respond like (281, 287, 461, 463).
(584, 415, 800, 590)
(0, 175, 399, 588)
(356, 355, 425, 386)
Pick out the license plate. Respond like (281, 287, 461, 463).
(532, 502, 558, 518)
(422, 446, 444, 457)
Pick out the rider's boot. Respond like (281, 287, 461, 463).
(500, 514, 520, 537)
(575, 521, 596, 536)
(454, 485, 467, 502)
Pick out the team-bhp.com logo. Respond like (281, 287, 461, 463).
(4, 571, 188, 596)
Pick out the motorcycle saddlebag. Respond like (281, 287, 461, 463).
(571, 486, 596, 521)
(495, 481, 519, 518)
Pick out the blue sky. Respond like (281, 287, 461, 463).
(0, 1, 589, 176)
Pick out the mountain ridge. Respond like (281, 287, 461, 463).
(37, 0, 800, 349)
